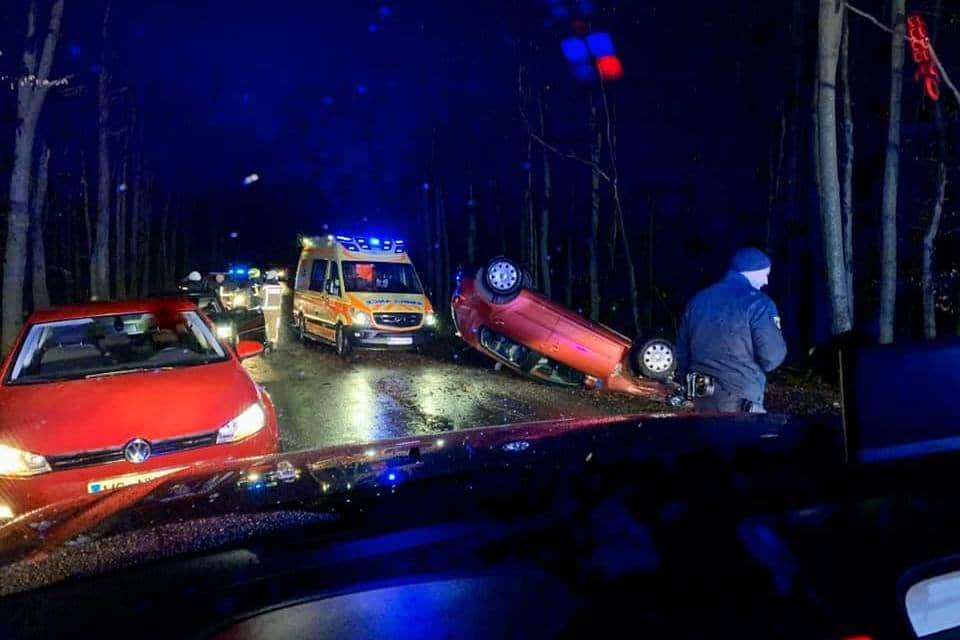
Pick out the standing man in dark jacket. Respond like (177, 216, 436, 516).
(676, 247, 787, 412)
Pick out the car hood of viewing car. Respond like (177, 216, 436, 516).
(0, 360, 259, 455)
(0, 411, 839, 598)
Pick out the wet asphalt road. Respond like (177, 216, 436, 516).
(241, 311, 664, 452)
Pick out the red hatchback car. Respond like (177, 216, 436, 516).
(0, 299, 279, 521)
(452, 257, 683, 404)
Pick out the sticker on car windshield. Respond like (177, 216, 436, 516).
(87, 467, 186, 494)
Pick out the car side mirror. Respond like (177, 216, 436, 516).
(236, 340, 264, 360)
(905, 567, 960, 637)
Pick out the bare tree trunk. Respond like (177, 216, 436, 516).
(114, 155, 128, 298)
(816, 0, 853, 335)
(767, 108, 786, 250)
(467, 184, 478, 265)
(90, 1, 113, 300)
(159, 198, 169, 289)
(440, 187, 451, 309)
(589, 98, 602, 322)
(432, 184, 443, 306)
(606, 210, 618, 274)
(922, 161, 946, 340)
(80, 150, 92, 255)
(421, 182, 434, 298)
(645, 204, 655, 332)
(167, 207, 179, 287)
(780, 0, 806, 348)
(523, 138, 537, 284)
(878, 0, 905, 344)
(599, 84, 641, 334)
(840, 12, 855, 323)
(181, 202, 193, 282)
(128, 158, 141, 297)
(432, 185, 450, 310)
(922, 0, 947, 340)
(71, 212, 82, 301)
(31, 144, 51, 310)
(3, 0, 65, 353)
(140, 188, 157, 296)
(538, 92, 552, 298)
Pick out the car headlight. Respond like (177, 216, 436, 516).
(424, 312, 437, 326)
(0, 444, 51, 477)
(351, 310, 371, 327)
(216, 402, 267, 444)
(216, 324, 234, 340)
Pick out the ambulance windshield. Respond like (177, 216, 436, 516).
(342, 262, 424, 294)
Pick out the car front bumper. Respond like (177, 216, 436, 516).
(346, 328, 437, 349)
(0, 418, 279, 521)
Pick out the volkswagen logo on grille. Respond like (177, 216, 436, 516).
(123, 438, 152, 464)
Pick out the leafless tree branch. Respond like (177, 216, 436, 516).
(529, 132, 612, 182)
(518, 65, 612, 183)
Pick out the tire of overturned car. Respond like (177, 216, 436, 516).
(476, 256, 534, 305)
(629, 338, 677, 381)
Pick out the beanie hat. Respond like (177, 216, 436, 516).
(729, 247, 771, 273)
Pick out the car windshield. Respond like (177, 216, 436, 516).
(7, 311, 226, 384)
(194, 295, 224, 315)
(342, 262, 423, 294)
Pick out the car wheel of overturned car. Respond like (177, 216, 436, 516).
(484, 256, 523, 294)
(335, 324, 351, 357)
(478, 256, 529, 304)
(630, 338, 677, 381)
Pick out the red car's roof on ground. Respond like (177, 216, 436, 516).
(26, 298, 197, 324)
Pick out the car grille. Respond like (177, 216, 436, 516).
(374, 313, 421, 327)
(46, 432, 219, 471)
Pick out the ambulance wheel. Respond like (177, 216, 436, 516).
(630, 338, 677, 381)
(335, 324, 352, 357)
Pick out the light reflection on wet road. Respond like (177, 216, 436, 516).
(243, 325, 664, 452)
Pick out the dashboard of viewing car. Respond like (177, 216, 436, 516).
(0, 412, 853, 640)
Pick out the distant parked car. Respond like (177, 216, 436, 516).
(452, 256, 683, 404)
(0, 298, 279, 520)
(156, 289, 267, 348)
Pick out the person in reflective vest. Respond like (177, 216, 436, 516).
(261, 270, 283, 349)
(676, 247, 787, 413)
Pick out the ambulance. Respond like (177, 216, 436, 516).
(293, 234, 437, 354)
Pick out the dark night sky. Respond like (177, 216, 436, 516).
(2, 0, 957, 340)
(2, 1, 790, 243)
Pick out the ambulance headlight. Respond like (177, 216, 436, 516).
(424, 312, 437, 327)
(351, 310, 371, 327)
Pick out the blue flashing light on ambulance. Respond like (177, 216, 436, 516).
(293, 234, 437, 355)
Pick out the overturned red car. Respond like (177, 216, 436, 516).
(452, 257, 683, 404)
(0, 298, 279, 520)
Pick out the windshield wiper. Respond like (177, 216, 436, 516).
(85, 367, 173, 379)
